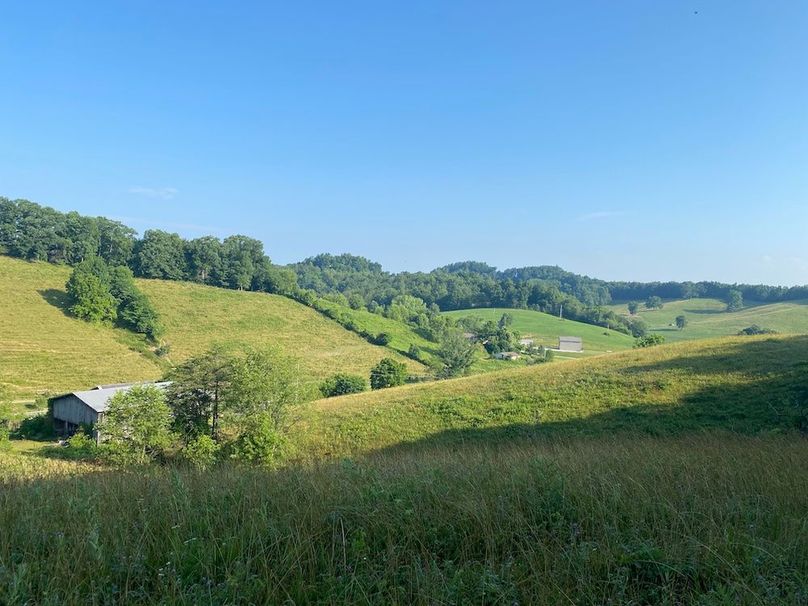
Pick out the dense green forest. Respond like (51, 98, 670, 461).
(0, 198, 298, 296)
(294, 254, 808, 310)
(3, 197, 807, 338)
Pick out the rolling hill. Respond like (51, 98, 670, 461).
(608, 297, 808, 342)
(4, 334, 806, 604)
(0, 256, 423, 401)
(443, 307, 636, 357)
(292, 334, 808, 458)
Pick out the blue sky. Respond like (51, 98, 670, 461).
(1, 1, 807, 284)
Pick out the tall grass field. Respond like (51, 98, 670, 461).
(2, 434, 805, 604)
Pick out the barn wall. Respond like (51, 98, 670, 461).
(51, 395, 98, 427)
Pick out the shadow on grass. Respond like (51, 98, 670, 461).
(371, 336, 808, 458)
(38, 288, 73, 318)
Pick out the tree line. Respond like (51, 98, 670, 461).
(4, 197, 806, 340)
(293, 254, 808, 314)
(0, 198, 296, 295)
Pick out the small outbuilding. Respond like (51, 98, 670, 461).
(50, 382, 171, 439)
(519, 338, 534, 347)
(494, 351, 521, 361)
(558, 336, 583, 352)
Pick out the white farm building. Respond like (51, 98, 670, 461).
(558, 336, 583, 353)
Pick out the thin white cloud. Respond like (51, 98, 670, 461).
(577, 211, 624, 222)
(127, 186, 179, 200)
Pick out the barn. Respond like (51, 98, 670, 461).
(558, 336, 583, 352)
(50, 382, 171, 440)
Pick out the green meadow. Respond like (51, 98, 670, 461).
(444, 307, 636, 357)
(0, 256, 421, 402)
(2, 335, 807, 604)
(609, 297, 808, 342)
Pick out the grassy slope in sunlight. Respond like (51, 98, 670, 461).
(293, 335, 808, 458)
(0, 255, 422, 401)
(608, 297, 808, 342)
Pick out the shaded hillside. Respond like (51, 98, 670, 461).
(0, 256, 422, 400)
(293, 335, 808, 458)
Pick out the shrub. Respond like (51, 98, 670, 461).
(407, 344, 422, 360)
(232, 414, 287, 465)
(66, 432, 98, 458)
(738, 325, 777, 336)
(181, 434, 220, 469)
(634, 334, 665, 348)
(13, 410, 56, 441)
(319, 374, 367, 398)
(373, 332, 393, 346)
(370, 358, 408, 390)
(155, 342, 172, 357)
(0, 421, 9, 450)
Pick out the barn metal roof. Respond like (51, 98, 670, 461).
(54, 382, 172, 413)
(559, 336, 583, 342)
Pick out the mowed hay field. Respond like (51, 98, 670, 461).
(443, 307, 636, 356)
(138, 279, 422, 396)
(0, 257, 162, 399)
(609, 297, 808, 342)
(0, 256, 422, 400)
(293, 335, 808, 458)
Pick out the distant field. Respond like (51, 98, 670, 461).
(443, 307, 636, 357)
(608, 297, 808, 342)
(0, 256, 422, 401)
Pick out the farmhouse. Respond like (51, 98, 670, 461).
(50, 382, 171, 439)
(494, 351, 521, 360)
(558, 336, 583, 352)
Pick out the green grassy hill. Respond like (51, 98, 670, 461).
(3, 334, 806, 604)
(443, 307, 636, 357)
(608, 297, 808, 342)
(313, 298, 440, 366)
(293, 334, 808, 458)
(0, 256, 422, 400)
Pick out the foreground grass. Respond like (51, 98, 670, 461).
(608, 297, 808, 342)
(1, 434, 805, 605)
(294, 335, 808, 458)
